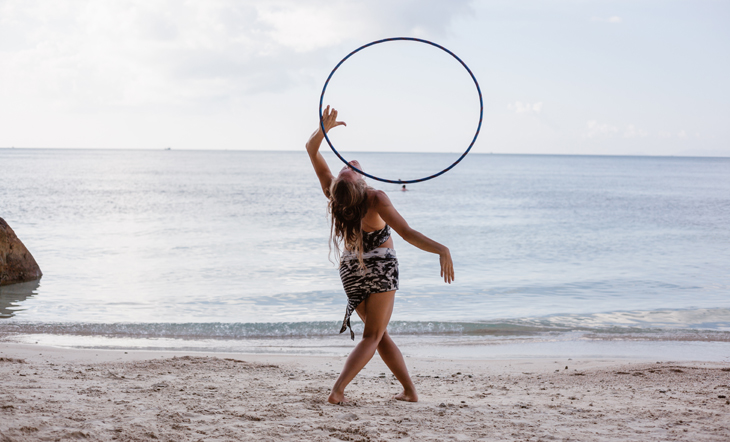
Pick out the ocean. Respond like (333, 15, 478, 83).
(1, 149, 729, 360)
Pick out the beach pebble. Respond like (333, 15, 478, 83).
(439, 403, 447, 408)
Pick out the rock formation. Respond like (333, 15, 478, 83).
(0, 217, 42, 286)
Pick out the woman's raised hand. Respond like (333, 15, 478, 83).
(321, 105, 346, 133)
(439, 249, 455, 284)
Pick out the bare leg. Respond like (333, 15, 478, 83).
(376, 331, 418, 402)
(353, 305, 418, 402)
(328, 291, 395, 404)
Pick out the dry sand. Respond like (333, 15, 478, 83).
(1, 342, 728, 441)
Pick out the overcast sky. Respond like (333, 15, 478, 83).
(1, 0, 728, 156)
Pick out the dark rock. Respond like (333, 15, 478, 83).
(0, 218, 42, 286)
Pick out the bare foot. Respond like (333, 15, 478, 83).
(328, 391, 349, 405)
(394, 390, 418, 402)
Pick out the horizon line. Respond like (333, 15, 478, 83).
(0, 146, 728, 159)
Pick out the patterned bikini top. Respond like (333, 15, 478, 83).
(362, 224, 391, 253)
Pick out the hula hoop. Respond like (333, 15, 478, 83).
(319, 37, 483, 184)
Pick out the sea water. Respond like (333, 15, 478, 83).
(1, 149, 729, 360)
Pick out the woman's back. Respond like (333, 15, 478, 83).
(361, 190, 386, 232)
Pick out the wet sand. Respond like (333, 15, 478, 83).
(1, 343, 728, 441)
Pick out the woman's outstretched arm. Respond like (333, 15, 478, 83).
(372, 190, 455, 284)
(306, 105, 346, 197)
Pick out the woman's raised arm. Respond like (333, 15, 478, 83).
(372, 190, 455, 284)
(306, 105, 346, 197)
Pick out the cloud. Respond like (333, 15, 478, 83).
(657, 130, 692, 140)
(588, 122, 653, 139)
(585, 120, 618, 138)
(623, 124, 648, 138)
(508, 101, 543, 114)
(0, 0, 474, 111)
(591, 16, 622, 24)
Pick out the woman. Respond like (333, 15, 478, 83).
(306, 106, 455, 405)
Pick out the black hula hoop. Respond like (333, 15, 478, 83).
(319, 37, 483, 184)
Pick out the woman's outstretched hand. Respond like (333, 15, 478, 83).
(370, 190, 456, 284)
(306, 105, 347, 197)
(440, 249, 455, 284)
(321, 105, 346, 133)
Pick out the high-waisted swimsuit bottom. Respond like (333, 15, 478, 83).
(339, 225, 399, 340)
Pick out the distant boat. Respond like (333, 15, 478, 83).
(165, 147, 171, 150)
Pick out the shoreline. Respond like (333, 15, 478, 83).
(3, 331, 730, 363)
(1, 342, 729, 441)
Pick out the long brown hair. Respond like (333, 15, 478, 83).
(328, 177, 369, 269)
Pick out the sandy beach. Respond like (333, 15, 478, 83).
(0, 343, 728, 441)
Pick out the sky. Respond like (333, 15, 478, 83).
(0, 0, 728, 156)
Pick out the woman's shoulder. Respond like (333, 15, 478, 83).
(366, 188, 391, 206)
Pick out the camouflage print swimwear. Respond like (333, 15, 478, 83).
(338, 225, 399, 340)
